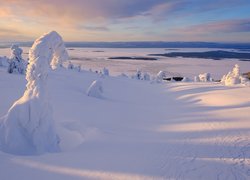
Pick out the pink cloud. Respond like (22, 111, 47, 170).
(0, 0, 168, 25)
(175, 19, 250, 34)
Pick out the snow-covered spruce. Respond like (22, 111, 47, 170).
(132, 70, 151, 81)
(67, 61, 74, 69)
(7, 45, 27, 74)
(102, 67, 109, 76)
(143, 72, 151, 81)
(198, 73, 212, 82)
(0, 31, 68, 155)
(156, 71, 166, 81)
(132, 69, 142, 80)
(182, 77, 190, 82)
(194, 76, 200, 82)
(87, 80, 103, 98)
(221, 64, 247, 86)
(76, 65, 81, 72)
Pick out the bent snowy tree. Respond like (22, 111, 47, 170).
(0, 31, 68, 155)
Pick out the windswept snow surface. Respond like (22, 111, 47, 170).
(0, 63, 249, 179)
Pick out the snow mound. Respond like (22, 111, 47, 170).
(221, 64, 247, 86)
(87, 80, 103, 98)
(0, 31, 68, 155)
(118, 73, 129, 78)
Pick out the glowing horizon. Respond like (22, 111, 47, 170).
(0, 0, 250, 42)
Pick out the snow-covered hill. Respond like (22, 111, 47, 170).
(0, 63, 249, 179)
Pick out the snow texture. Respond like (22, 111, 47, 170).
(0, 31, 68, 155)
(86, 80, 103, 98)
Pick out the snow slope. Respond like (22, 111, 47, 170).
(0, 64, 249, 179)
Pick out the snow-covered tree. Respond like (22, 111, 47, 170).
(194, 76, 200, 82)
(198, 73, 211, 82)
(0, 31, 68, 155)
(7, 45, 27, 74)
(76, 65, 81, 72)
(182, 77, 190, 82)
(221, 64, 243, 86)
(67, 61, 74, 69)
(87, 80, 103, 98)
(143, 72, 151, 81)
(102, 67, 109, 76)
(240, 76, 249, 84)
(157, 71, 166, 81)
(134, 69, 142, 80)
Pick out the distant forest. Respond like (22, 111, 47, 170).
(149, 50, 250, 60)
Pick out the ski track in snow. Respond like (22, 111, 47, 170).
(0, 65, 250, 179)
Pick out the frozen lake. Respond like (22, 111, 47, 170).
(1, 47, 250, 79)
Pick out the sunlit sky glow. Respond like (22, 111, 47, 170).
(0, 0, 250, 42)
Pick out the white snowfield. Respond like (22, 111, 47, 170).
(0, 63, 250, 179)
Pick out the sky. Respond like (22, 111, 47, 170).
(0, 0, 250, 42)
